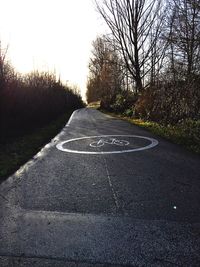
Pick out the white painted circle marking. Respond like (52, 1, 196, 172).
(56, 135, 159, 154)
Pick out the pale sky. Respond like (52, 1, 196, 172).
(0, 0, 107, 99)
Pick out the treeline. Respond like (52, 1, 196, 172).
(0, 54, 84, 140)
(87, 0, 200, 125)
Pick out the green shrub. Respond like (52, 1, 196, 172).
(124, 108, 133, 117)
(111, 92, 137, 113)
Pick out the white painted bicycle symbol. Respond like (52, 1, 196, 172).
(90, 138, 130, 148)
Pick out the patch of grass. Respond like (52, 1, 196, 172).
(87, 101, 101, 109)
(101, 110, 200, 154)
(0, 111, 73, 183)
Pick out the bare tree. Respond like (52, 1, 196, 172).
(95, 0, 166, 92)
(166, 0, 200, 78)
(86, 36, 124, 106)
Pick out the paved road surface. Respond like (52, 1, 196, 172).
(0, 108, 200, 266)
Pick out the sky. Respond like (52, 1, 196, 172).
(0, 0, 107, 99)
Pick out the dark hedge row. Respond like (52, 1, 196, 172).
(0, 71, 84, 140)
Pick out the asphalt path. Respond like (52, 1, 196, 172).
(0, 108, 200, 266)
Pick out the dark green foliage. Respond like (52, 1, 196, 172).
(123, 108, 134, 117)
(110, 91, 137, 114)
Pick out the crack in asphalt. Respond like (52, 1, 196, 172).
(103, 157, 120, 211)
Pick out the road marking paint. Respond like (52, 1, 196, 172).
(56, 135, 159, 154)
(66, 110, 78, 126)
(90, 138, 130, 147)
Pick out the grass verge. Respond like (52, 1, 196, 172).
(0, 111, 73, 183)
(101, 110, 200, 155)
(87, 101, 101, 109)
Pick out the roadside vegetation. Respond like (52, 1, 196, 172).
(87, 0, 200, 154)
(132, 119, 200, 154)
(0, 47, 85, 182)
(101, 110, 200, 154)
(0, 112, 74, 182)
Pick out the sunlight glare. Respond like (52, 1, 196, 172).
(0, 0, 107, 99)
